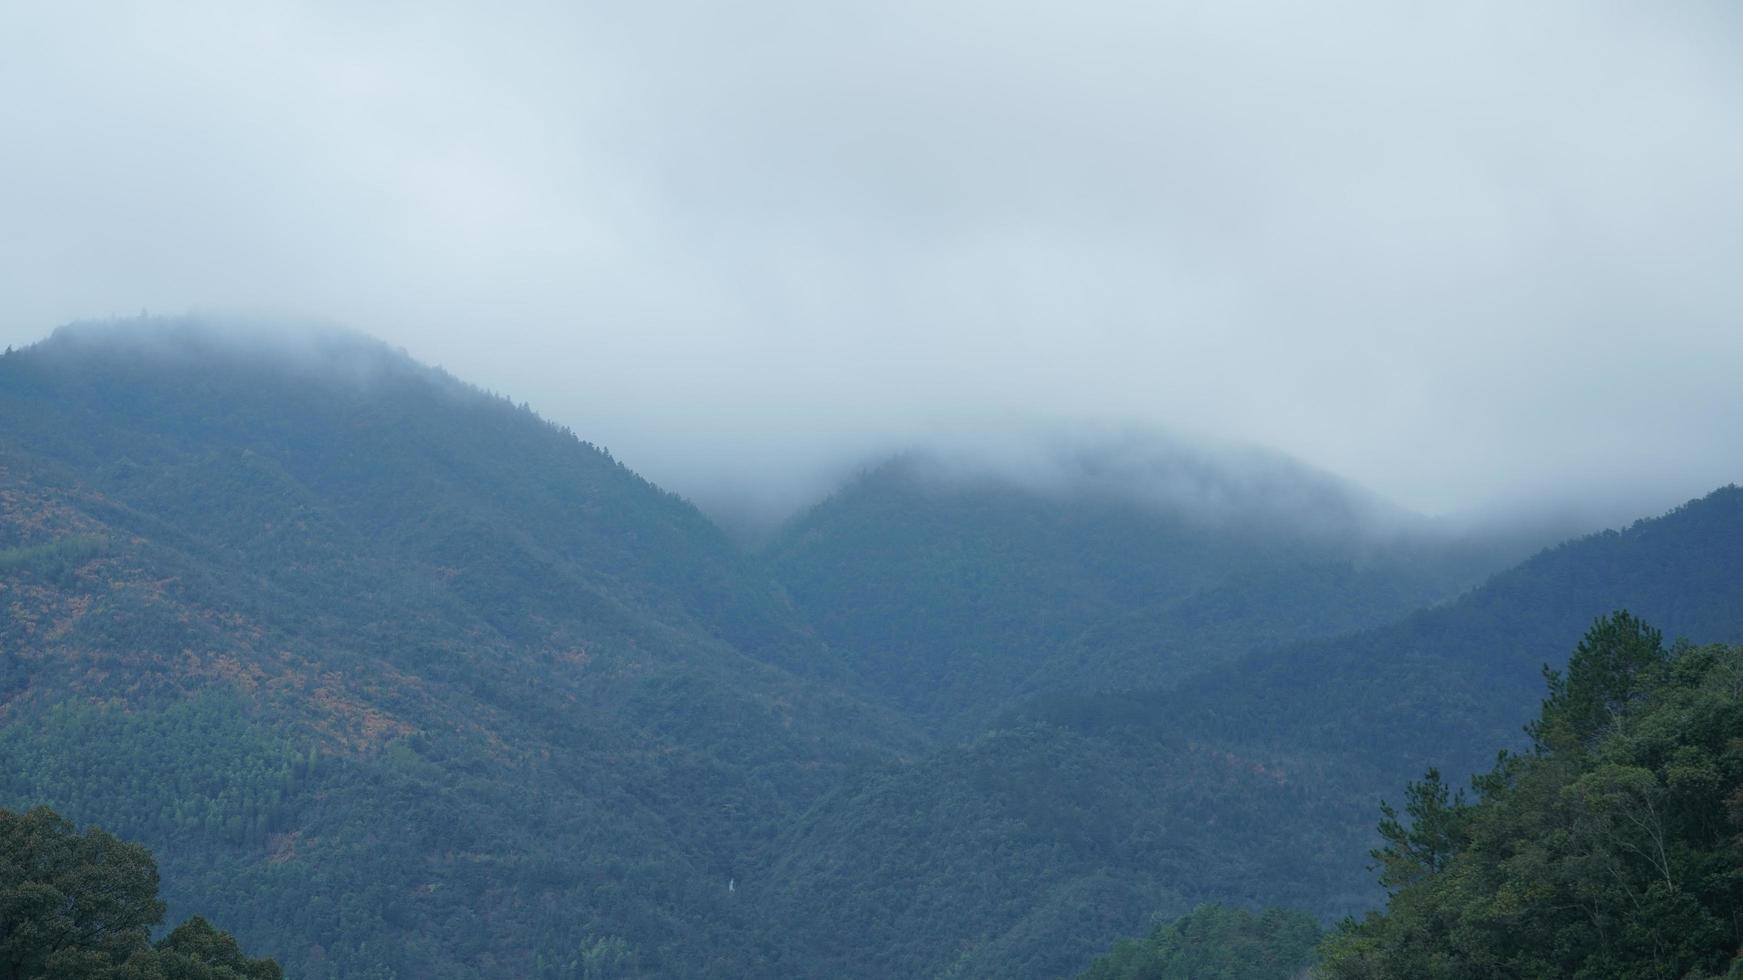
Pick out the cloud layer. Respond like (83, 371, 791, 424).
(3, 0, 1740, 524)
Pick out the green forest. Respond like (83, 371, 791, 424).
(1078, 904, 1321, 980)
(3, 321, 1742, 978)
(1316, 614, 1743, 979)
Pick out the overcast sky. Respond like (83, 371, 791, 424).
(3, 0, 1740, 524)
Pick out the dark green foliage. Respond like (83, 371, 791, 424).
(1078, 905, 1321, 980)
(763, 725, 1371, 979)
(0, 536, 107, 584)
(1316, 616, 1743, 980)
(0, 696, 303, 850)
(1530, 610, 1667, 753)
(0, 807, 162, 978)
(149, 918, 285, 980)
(0, 806, 280, 980)
(1371, 769, 1466, 894)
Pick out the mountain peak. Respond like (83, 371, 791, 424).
(28, 315, 444, 390)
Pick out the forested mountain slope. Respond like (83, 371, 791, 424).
(0, 319, 917, 978)
(1154, 484, 1743, 780)
(762, 487, 1743, 978)
(767, 446, 1536, 736)
(761, 723, 1363, 979)
(6, 317, 1739, 980)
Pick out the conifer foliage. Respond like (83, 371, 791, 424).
(1317, 613, 1743, 979)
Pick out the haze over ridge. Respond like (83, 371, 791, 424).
(19, 315, 1578, 552)
(3, 0, 1740, 526)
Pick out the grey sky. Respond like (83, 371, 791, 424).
(3, 0, 1740, 525)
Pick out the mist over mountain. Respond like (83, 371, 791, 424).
(6, 0, 1742, 976)
(791, 425, 1417, 540)
(683, 415, 1614, 567)
(6, 2, 1742, 528)
(763, 442, 1546, 736)
(5, 317, 1738, 977)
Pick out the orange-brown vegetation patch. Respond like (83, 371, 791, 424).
(0, 477, 109, 539)
(5, 595, 43, 636)
(308, 681, 415, 752)
(189, 651, 274, 695)
(115, 576, 175, 601)
(42, 593, 94, 642)
(216, 610, 266, 644)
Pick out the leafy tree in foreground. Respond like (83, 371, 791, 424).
(1078, 904, 1321, 980)
(0, 806, 281, 980)
(1316, 613, 1743, 980)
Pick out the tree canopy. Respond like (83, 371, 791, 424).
(0, 806, 281, 980)
(1316, 613, 1743, 979)
(1078, 904, 1321, 980)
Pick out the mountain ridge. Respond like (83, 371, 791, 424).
(758, 483, 1743, 977)
(0, 318, 917, 978)
(4, 317, 1740, 979)
(765, 444, 1543, 735)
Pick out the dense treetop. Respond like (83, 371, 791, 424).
(1316, 614, 1743, 979)
(1079, 904, 1320, 980)
(0, 805, 281, 979)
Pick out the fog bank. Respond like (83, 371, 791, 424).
(3, 1, 1740, 526)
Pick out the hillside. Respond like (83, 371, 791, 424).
(0, 319, 918, 978)
(759, 486, 1743, 978)
(6, 318, 1741, 979)
(766, 444, 1534, 736)
(1154, 484, 1743, 780)
(760, 723, 1363, 978)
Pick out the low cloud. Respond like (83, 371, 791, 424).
(2, 0, 1739, 529)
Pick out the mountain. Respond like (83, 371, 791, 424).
(6, 316, 1741, 979)
(1153, 484, 1743, 780)
(757, 486, 1743, 978)
(765, 439, 1534, 736)
(0, 318, 918, 978)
